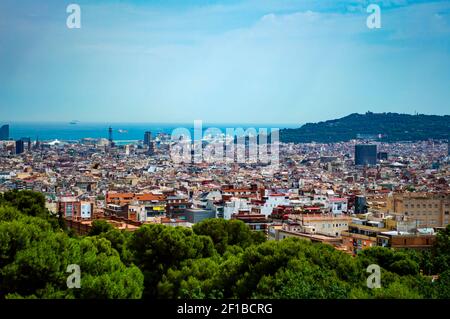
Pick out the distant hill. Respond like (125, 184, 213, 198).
(279, 112, 450, 143)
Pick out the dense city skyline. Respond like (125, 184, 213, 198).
(1, 0, 450, 123)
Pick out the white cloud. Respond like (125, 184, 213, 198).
(1, 0, 450, 122)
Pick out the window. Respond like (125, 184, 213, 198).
(66, 204, 73, 217)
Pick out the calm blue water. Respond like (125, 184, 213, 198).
(6, 122, 299, 142)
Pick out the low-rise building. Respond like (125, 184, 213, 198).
(184, 208, 216, 224)
(388, 192, 450, 227)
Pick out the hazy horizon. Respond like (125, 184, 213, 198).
(0, 120, 301, 126)
(1, 121, 296, 141)
(2, 110, 450, 126)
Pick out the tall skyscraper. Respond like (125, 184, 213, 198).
(34, 136, 40, 150)
(144, 131, 155, 155)
(355, 144, 377, 166)
(377, 152, 388, 161)
(108, 127, 115, 147)
(144, 131, 152, 146)
(15, 140, 25, 155)
(354, 195, 368, 214)
(0, 124, 9, 140)
(148, 141, 155, 155)
(20, 137, 31, 152)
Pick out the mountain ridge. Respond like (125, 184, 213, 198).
(279, 112, 450, 143)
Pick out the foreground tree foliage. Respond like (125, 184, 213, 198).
(0, 190, 60, 229)
(128, 224, 216, 298)
(192, 218, 266, 254)
(88, 219, 114, 236)
(432, 225, 450, 273)
(1, 191, 450, 299)
(0, 192, 144, 299)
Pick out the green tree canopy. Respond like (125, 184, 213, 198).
(0, 201, 144, 299)
(128, 224, 215, 298)
(432, 225, 450, 274)
(192, 219, 265, 254)
(88, 219, 114, 236)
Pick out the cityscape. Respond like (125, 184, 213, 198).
(1, 118, 450, 300)
(1, 0, 450, 308)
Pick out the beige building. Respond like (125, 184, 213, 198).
(287, 213, 352, 237)
(268, 224, 343, 246)
(388, 193, 450, 227)
(366, 193, 390, 213)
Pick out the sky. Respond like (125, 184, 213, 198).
(0, 0, 449, 124)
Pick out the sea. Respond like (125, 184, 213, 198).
(5, 122, 299, 145)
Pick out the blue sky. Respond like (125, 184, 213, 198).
(0, 0, 449, 124)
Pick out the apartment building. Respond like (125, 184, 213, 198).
(221, 184, 263, 200)
(268, 222, 343, 246)
(341, 219, 388, 255)
(388, 192, 450, 227)
(231, 208, 270, 231)
(166, 195, 192, 218)
(287, 212, 352, 237)
(329, 198, 348, 215)
(106, 192, 167, 218)
(261, 193, 290, 216)
(58, 196, 93, 220)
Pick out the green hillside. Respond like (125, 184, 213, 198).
(280, 112, 450, 143)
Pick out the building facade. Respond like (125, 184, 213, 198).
(388, 193, 450, 227)
(15, 140, 25, 154)
(0, 124, 9, 140)
(355, 144, 377, 166)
